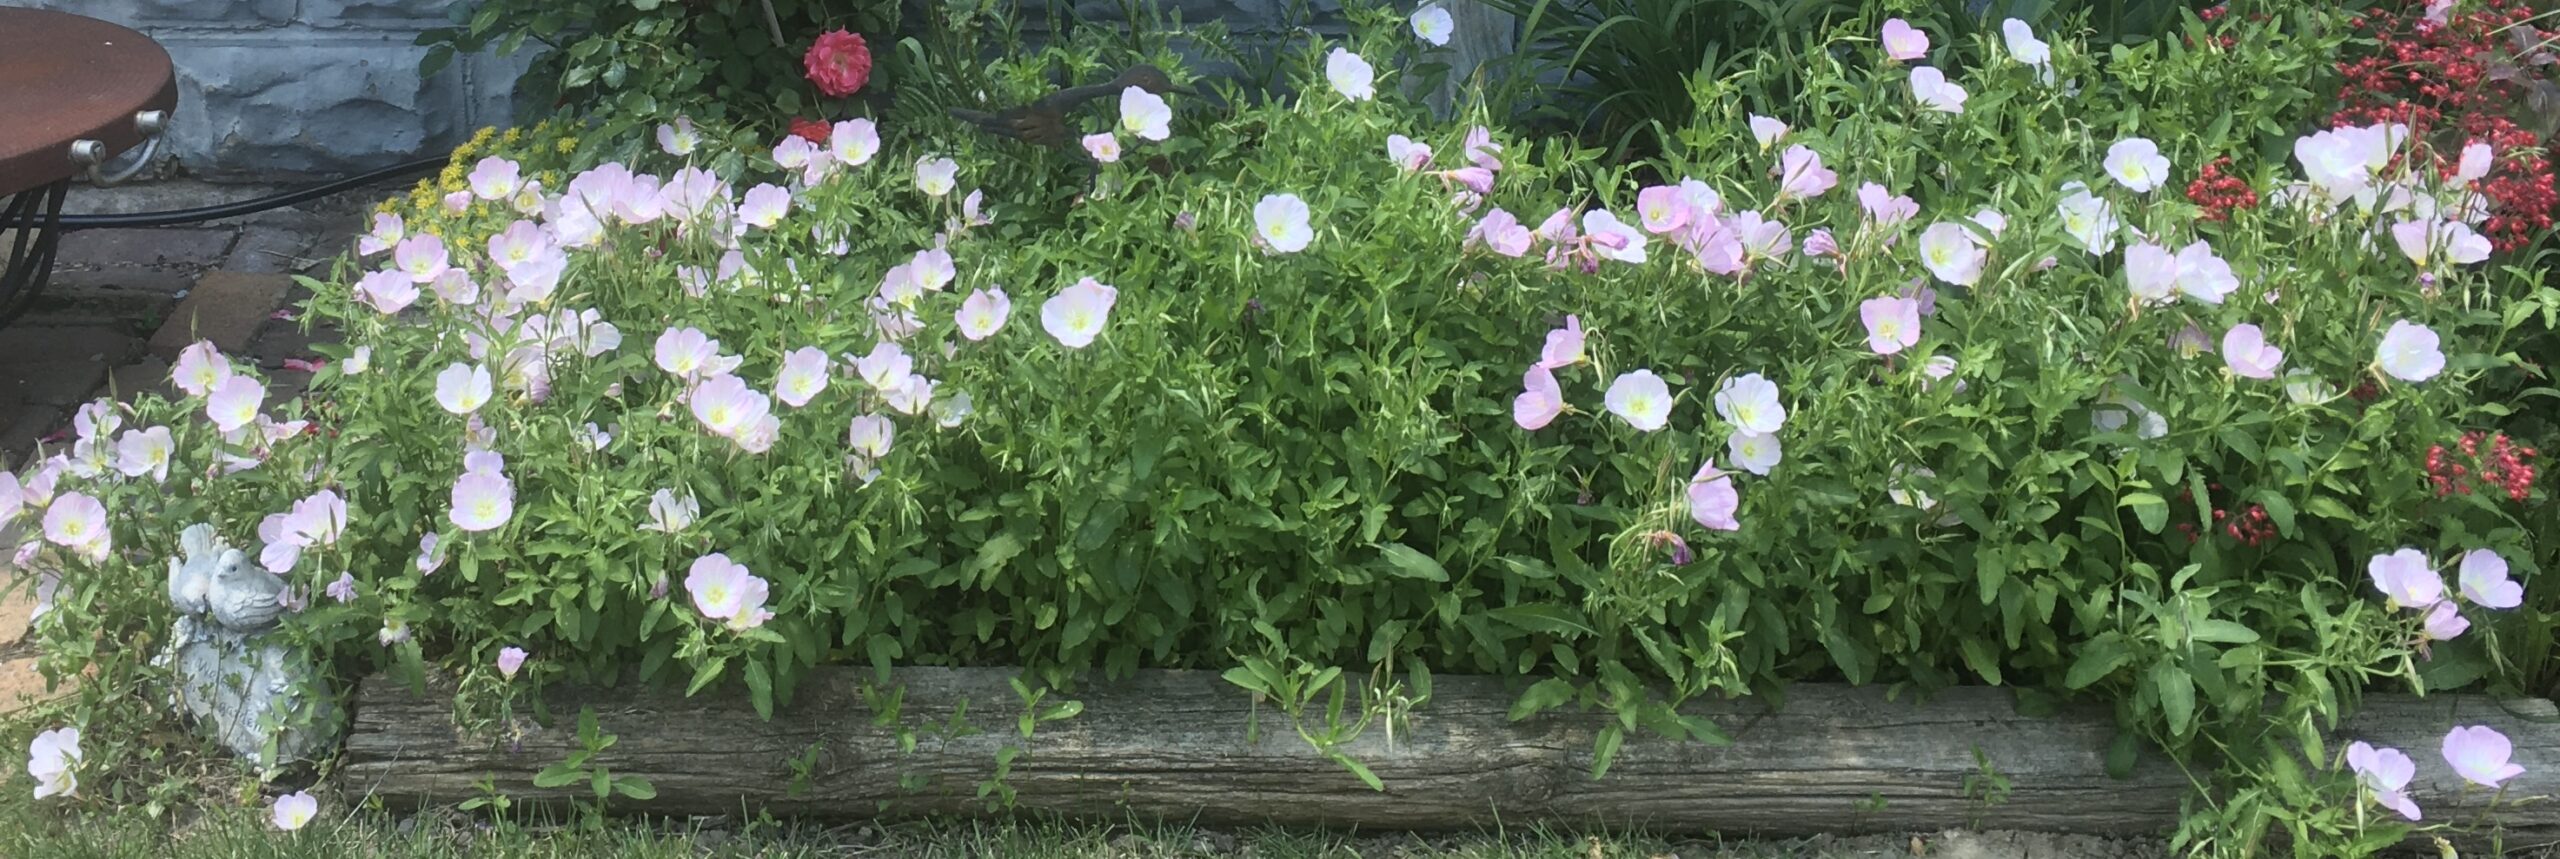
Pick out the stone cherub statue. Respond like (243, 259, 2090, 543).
(156, 523, 339, 769)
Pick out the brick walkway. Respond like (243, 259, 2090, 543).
(1, 189, 371, 711)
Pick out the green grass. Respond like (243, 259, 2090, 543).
(0, 790, 2153, 859)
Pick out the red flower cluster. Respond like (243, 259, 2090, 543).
(2426, 430, 2539, 501)
(788, 117, 830, 144)
(2172, 482, 2280, 548)
(804, 29, 873, 98)
(2334, 0, 2557, 252)
(2185, 157, 2259, 221)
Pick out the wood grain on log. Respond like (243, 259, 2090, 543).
(341, 668, 2560, 844)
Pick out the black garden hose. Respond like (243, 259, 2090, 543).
(1, 156, 447, 232)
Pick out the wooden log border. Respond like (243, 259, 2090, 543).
(341, 668, 2560, 845)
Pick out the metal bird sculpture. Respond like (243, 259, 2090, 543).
(948, 65, 1187, 149)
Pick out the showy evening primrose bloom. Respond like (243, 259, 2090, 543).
(913, 157, 959, 197)
(1469, 208, 1532, 257)
(957, 288, 1013, 340)
(451, 471, 514, 533)
(2458, 549, 2522, 609)
(1860, 296, 1922, 356)
(497, 646, 527, 678)
(1326, 48, 1375, 101)
(1410, 4, 1453, 45)
(1748, 115, 1787, 150)
(2423, 600, 2470, 641)
(1727, 430, 1781, 476)
(1687, 461, 1740, 531)
(1916, 222, 1985, 286)
(776, 346, 831, 408)
(656, 118, 699, 157)
(26, 727, 78, 800)
(1908, 66, 1966, 113)
(1603, 370, 1673, 432)
(469, 157, 521, 201)
(2442, 726, 2526, 788)
(2377, 320, 2446, 382)
(2344, 741, 2422, 821)
(1774, 145, 1836, 201)
(1539, 316, 1585, 369)
(1120, 88, 1172, 142)
(433, 363, 493, 415)
(1083, 133, 1122, 163)
(2056, 183, 2118, 254)
(739, 183, 791, 230)
(848, 414, 895, 458)
(393, 234, 450, 284)
(113, 426, 174, 482)
(642, 488, 700, 533)
(1512, 364, 1565, 431)
(1714, 373, 1785, 434)
(830, 118, 880, 167)
(1880, 18, 1929, 60)
(1387, 134, 1433, 171)
(1254, 194, 1314, 253)
(205, 374, 265, 433)
(271, 792, 318, 832)
(2368, 548, 2445, 609)
(1041, 278, 1118, 349)
(2104, 137, 2171, 193)
(2219, 324, 2284, 379)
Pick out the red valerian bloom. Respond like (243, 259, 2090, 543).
(804, 29, 873, 98)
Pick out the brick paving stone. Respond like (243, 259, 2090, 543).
(146, 271, 292, 361)
(0, 404, 64, 468)
(247, 318, 342, 368)
(105, 357, 175, 403)
(0, 323, 135, 365)
(225, 224, 328, 274)
(6, 361, 114, 408)
(45, 267, 193, 305)
(57, 227, 238, 270)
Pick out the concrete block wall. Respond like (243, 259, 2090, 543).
(26, 0, 527, 181)
(35, 0, 1506, 181)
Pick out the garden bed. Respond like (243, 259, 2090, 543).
(8, 4, 2557, 855)
(344, 668, 2560, 846)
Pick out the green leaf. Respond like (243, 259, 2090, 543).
(1485, 604, 1594, 637)
(1509, 678, 1577, 721)
(686, 656, 730, 696)
(1373, 543, 1450, 582)
(533, 763, 581, 789)
(2120, 492, 2169, 534)
(2189, 619, 2259, 644)
(614, 778, 657, 800)
(1589, 723, 1624, 779)
(745, 660, 775, 719)
(1331, 753, 1385, 791)
(2152, 661, 2195, 736)
(2066, 634, 2131, 689)
(2106, 732, 2141, 780)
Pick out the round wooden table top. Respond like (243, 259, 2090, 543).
(0, 8, 179, 196)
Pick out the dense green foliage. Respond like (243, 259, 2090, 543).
(10, 3, 2556, 855)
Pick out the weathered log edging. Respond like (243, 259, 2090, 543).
(341, 668, 2560, 844)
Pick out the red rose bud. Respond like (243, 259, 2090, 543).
(789, 117, 830, 145)
(804, 29, 873, 98)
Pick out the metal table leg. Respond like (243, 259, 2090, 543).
(0, 179, 70, 327)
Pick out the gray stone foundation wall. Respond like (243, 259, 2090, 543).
(25, 0, 526, 181)
(34, 0, 1508, 182)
